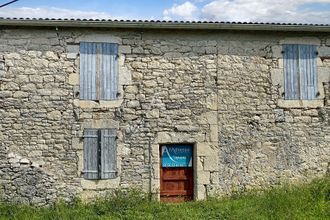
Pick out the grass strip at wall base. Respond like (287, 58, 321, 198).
(0, 177, 329, 220)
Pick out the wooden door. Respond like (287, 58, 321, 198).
(160, 145, 194, 202)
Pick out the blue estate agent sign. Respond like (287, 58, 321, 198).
(162, 145, 192, 167)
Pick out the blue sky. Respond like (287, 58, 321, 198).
(0, 0, 329, 24)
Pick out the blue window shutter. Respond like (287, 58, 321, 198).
(80, 42, 118, 100)
(298, 45, 317, 100)
(100, 129, 117, 179)
(100, 43, 118, 100)
(83, 129, 99, 180)
(80, 42, 97, 100)
(283, 44, 299, 100)
(283, 44, 317, 100)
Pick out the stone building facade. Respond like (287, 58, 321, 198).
(0, 19, 329, 205)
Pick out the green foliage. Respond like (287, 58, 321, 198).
(0, 177, 329, 220)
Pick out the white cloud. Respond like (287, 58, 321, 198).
(201, 0, 330, 24)
(163, 0, 330, 23)
(1, 1, 329, 24)
(0, 7, 119, 19)
(163, 1, 199, 20)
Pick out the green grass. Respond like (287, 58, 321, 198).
(0, 177, 329, 220)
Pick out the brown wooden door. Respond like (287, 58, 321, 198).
(160, 145, 194, 202)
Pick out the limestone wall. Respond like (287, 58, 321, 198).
(0, 28, 329, 205)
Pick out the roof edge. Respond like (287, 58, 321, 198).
(0, 19, 330, 32)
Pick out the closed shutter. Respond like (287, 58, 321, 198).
(83, 129, 99, 180)
(80, 42, 118, 100)
(298, 45, 317, 100)
(283, 44, 317, 100)
(100, 129, 117, 179)
(283, 44, 300, 100)
(80, 42, 97, 100)
(100, 43, 118, 100)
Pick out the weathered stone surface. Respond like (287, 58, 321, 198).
(0, 28, 329, 206)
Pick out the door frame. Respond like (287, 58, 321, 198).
(159, 143, 195, 201)
(150, 133, 216, 201)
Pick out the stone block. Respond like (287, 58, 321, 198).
(272, 45, 282, 58)
(203, 155, 219, 171)
(164, 52, 182, 58)
(12, 124, 22, 129)
(78, 34, 121, 44)
(280, 37, 321, 46)
(43, 76, 54, 82)
(278, 58, 283, 68)
(206, 93, 217, 110)
(196, 157, 204, 172)
(156, 132, 171, 143)
(45, 51, 58, 60)
(66, 53, 77, 59)
(81, 178, 120, 190)
(131, 61, 147, 69)
(318, 67, 330, 83)
(47, 110, 62, 120)
(27, 50, 42, 58)
(71, 138, 82, 150)
(197, 142, 216, 157)
(125, 85, 138, 94)
(169, 94, 185, 100)
(270, 68, 283, 85)
(99, 100, 123, 108)
(19, 158, 30, 164)
(205, 47, 217, 54)
(16, 75, 30, 83)
(68, 74, 79, 85)
(294, 116, 312, 123)
(132, 72, 143, 80)
(175, 125, 199, 132)
(5, 52, 20, 59)
(143, 80, 157, 87)
(132, 46, 144, 54)
(38, 89, 51, 96)
(277, 100, 324, 108)
(9, 158, 20, 164)
(119, 45, 131, 54)
(7, 152, 15, 158)
(209, 124, 218, 143)
(127, 100, 140, 108)
(146, 109, 160, 118)
(118, 66, 132, 85)
(29, 75, 43, 83)
(67, 45, 79, 53)
(196, 184, 206, 200)
(326, 38, 330, 46)
(0, 91, 12, 98)
(160, 63, 175, 70)
(210, 172, 220, 184)
(318, 46, 330, 57)
(3, 82, 19, 90)
(13, 91, 29, 98)
(274, 109, 285, 122)
(197, 171, 210, 185)
(317, 57, 323, 67)
(302, 109, 319, 117)
(205, 111, 218, 125)
(73, 99, 123, 109)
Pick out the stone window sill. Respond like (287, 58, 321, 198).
(277, 99, 324, 108)
(73, 99, 123, 109)
(81, 178, 120, 190)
